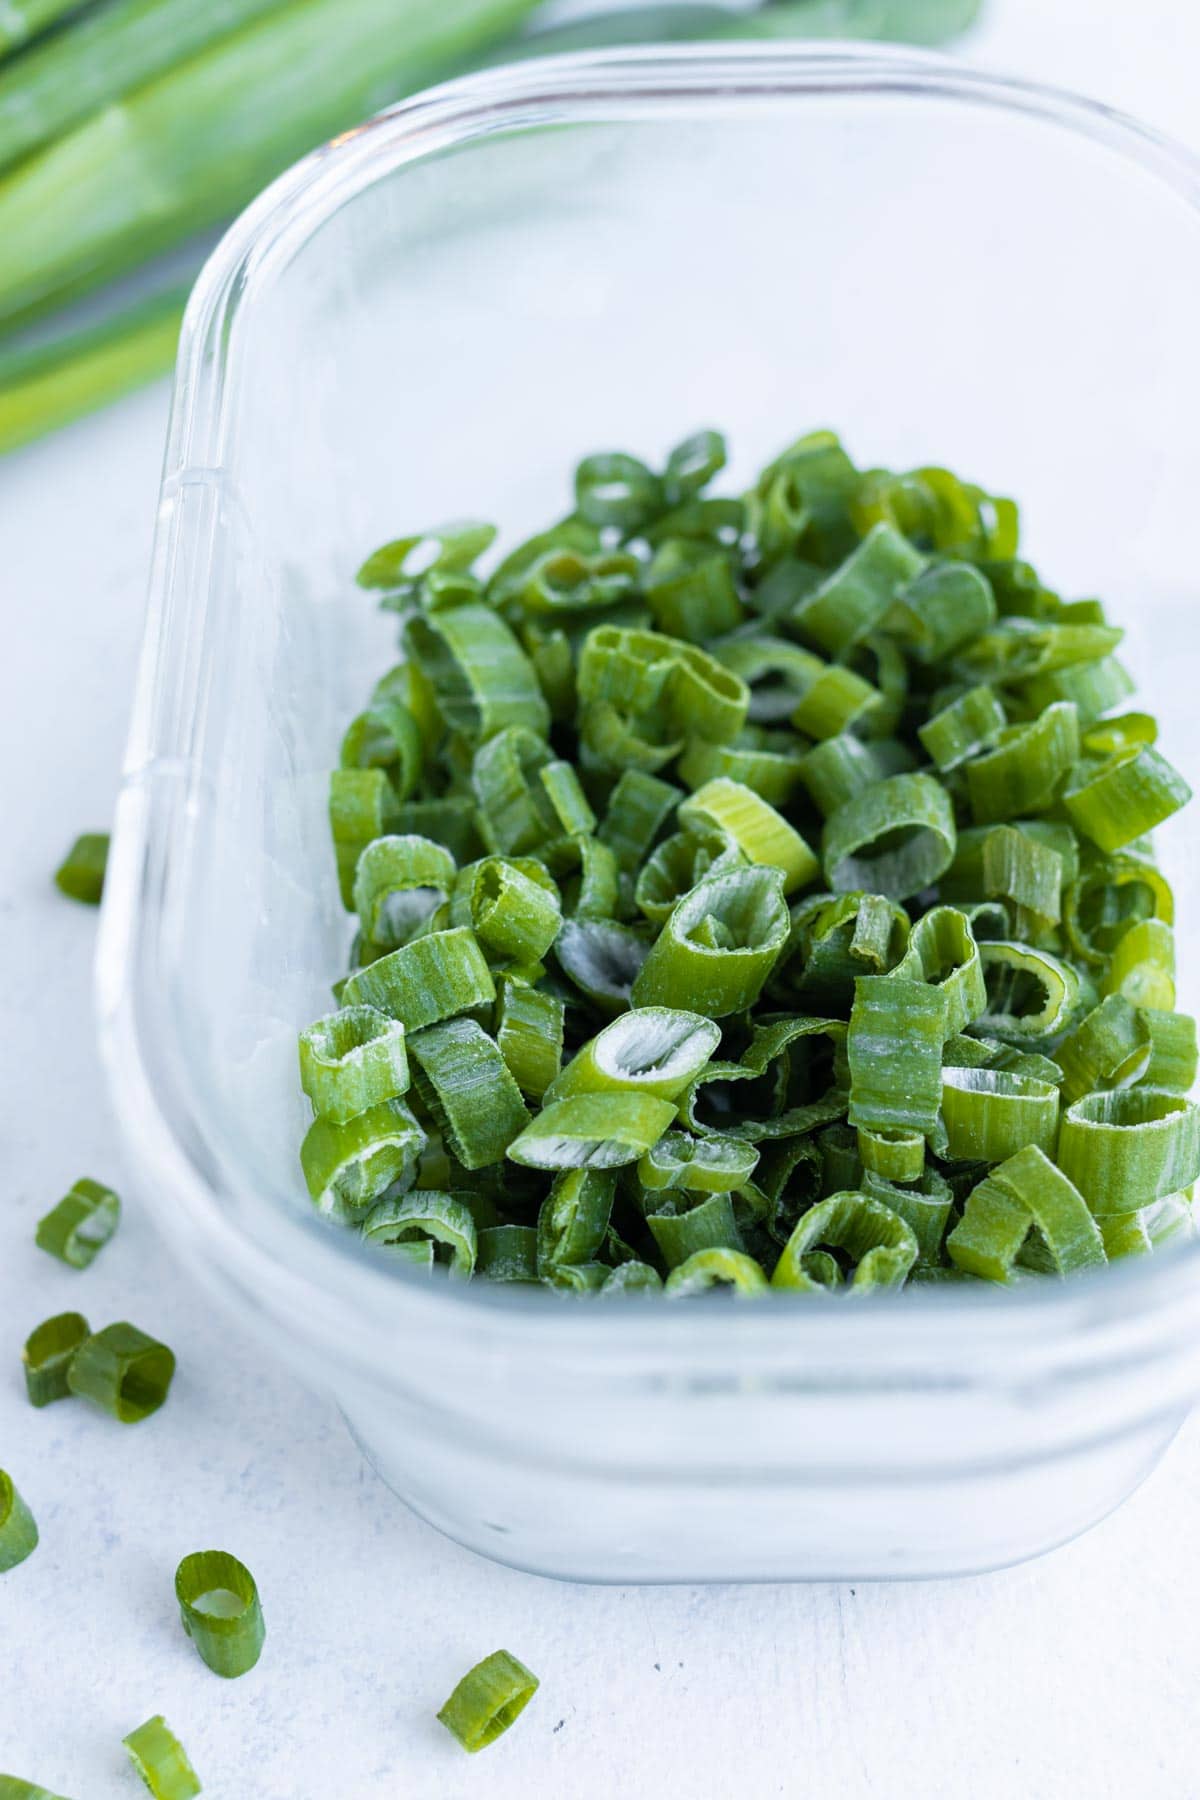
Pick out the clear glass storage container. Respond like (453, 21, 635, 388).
(98, 43, 1200, 1582)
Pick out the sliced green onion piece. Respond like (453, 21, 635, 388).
(122, 1716, 201, 1799)
(1053, 995, 1152, 1103)
(361, 1190, 477, 1276)
(822, 772, 956, 900)
(35, 1176, 120, 1269)
(848, 976, 945, 1139)
(341, 928, 494, 1032)
(493, 978, 563, 1101)
(358, 521, 496, 591)
(965, 701, 1080, 824)
(645, 539, 743, 641)
(600, 1261, 664, 1295)
(1057, 1088, 1200, 1215)
(597, 769, 680, 874)
(982, 825, 1063, 936)
(680, 1016, 847, 1143)
(175, 1550, 265, 1678)
(1142, 1009, 1198, 1092)
(0, 1470, 38, 1572)
(437, 1648, 539, 1753)
(664, 1247, 769, 1296)
(676, 730, 807, 807)
(408, 1019, 530, 1171)
(861, 1170, 953, 1264)
(66, 1323, 175, 1423)
(634, 829, 742, 928)
(536, 1168, 615, 1271)
(329, 767, 395, 908)
(784, 890, 909, 1014)
(1082, 711, 1158, 756)
(507, 1093, 675, 1170)
(470, 727, 558, 855)
(917, 684, 1006, 772)
(555, 917, 648, 1014)
(941, 1067, 1060, 1162)
(475, 1226, 540, 1282)
(789, 658, 881, 741)
(54, 830, 109, 904)
(632, 866, 789, 1018)
(889, 561, 996, 663)
(976, 941, 1080, 1044)
(1063, 744, 1191, 852)
(352, 835, 455, 948)
(298, 1007, 409, 1124)
(790, 522, 924, 655)
(647, 1189, 742, 1269)
(1063, 851, 1173, 966)
(546, 1008, 720, 1104)
(1101, 918, 1176, 1010)
(771, 1193, 918, 1293)
(890, 906, 986, 1038)
(638, 1131, 759, 1194)
(300, 1099, 423, 1219)
(22, 1312, 89, 1407)
(340, 698, 422, 801)
(468, 860, 562, 964)
(947, 1145, 1105, 1281)
(857, 1126, 924, 1183)
(405, 604, 549, 743)
(678, 777, 818, 895)
(797, 733, 879, 817)
(0, 1777, 72, 1798)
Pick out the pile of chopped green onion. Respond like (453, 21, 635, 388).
(298, 428, 1197, 1295)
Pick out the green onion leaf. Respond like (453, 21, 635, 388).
(22, 1312, 89, 1408)
(66, 1322, 176, 1423)
(175, 1549, 265, 1678)
(437, 1649, 539, 1752)
(35, 1177, 120, 1269)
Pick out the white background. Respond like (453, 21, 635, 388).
(4, 4, 1200, 1796)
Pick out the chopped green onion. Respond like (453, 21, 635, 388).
(0, 1777, 73, 1798)
(664, 1247, 769, 1296)
(1101, 917, 1175, 1011)
(122, 1717, 201, 1799)
(298, 1007, 409, 1124)
(771, 1193, 918, 1293)
(475, 1225, 540, 1281)
(631, 865, 789, 1017)
(647, 1190, 742, 1269)
(35, 1177, 120, 1269)
(352, 835, 455, 947)
(507, 1093, 675, 1170)
(341, 927, 494, 1031)
(493, 978, 563, 1100)
(1053, 995, 1152, 1104)
(948, 1145, 1105, 1281)
(965, 701, 1080, 824)
(823, 773, 956, 900)
(917, 684, 1005, 771)
(408, 1018, 530, 1170)
(679, 777, 818, 894)
(66, 1322, 176, 1422)
(175, 1549, 265, 1678)
(361, 1190, 477, 1276)
(1057, 1088, 1200, 1215)
(848, 976, 945, 1139)
(1063, 744, 1191, 852)
(22, 1312, 89, 1407)
(53, 831, 109, 904)
(546, 1008, 720, 1104)
(638, 1131, 759, 1194)
(437, 1649, 539, 1753)
(0, 1470, 38, 1572)
(300, 1098, 422, 1218)
(941, 1066, 1060, 1162)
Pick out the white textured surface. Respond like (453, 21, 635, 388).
(3, 5, 1200, 1795)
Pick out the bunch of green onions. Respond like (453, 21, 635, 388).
(0, 0, 981, 454)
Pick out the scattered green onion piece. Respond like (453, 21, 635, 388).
(298, 1006, 409, 1124)
(790, 522, 924, 656)
(600, 1261, 664, 1295)
(771, 1193, 917, 1293)
(1057, 1088, 1200, 1215)
(554, 917, 648, 1013)
(976, 940, 1080, 1043)
(361, 1189, 477, 1275)
(632, 866, 789, 1017)
(1021, 654, 1137, 725)
(678, 777, 818, 895)
(468, 860, 562, 964)
(638, 1131, 759, 1195)
(1142, 1009, 1198, 1092)
(981, 825, 1063, 937)
(1053, 995, 1152, 1104)
(575, 449, 663, 532)
(789, 657, 881, 740)
(796, 733, 879, 817)
(1063, 851, 1173, 966)
(405, 604, 549, 744)
(493, 979, 563, 1101)
(358, 522, 495, 592)
(861, 1170, 953, 1264)
(390, 796, 482, 866)
(469, 727, 558, 855)
(53, 831, 109, 904)
(1082, 711, 1158, 756)
(645, 539, 743, 640)
(647, 1188, 742, 1269)
(175, 1550, 265, 1679)
(680, 1015, 847, 1143)
(0, 1470, 38, 1572)
(848, 976, 945, 1139)
(66, 1323, 175, 1423)
(917, 684, 1004, 773)
(437, 1648, 539, 1753)
(597, 769, 680, 875)
(889, 560, 996, 662)
(1063, 743, 1191, 852)
(35, 1176, 120, 1269)
(890, 906, 985, 1038)
(536, 1169, 615, 1271)
(940, 1067, 1060, 1162)
(340, 699, 422, 801)
(947, 1145, 1105, 1281)
(507, 1093, 675, 1170)
(784, 890, 909, 1014)
(352, 835, 455, 948)
(965, 701, 1080, 824)
(0, 1778, 72, 1798)
(122, 1716, 201, 1799)
(407, 1018, 530, 1170)
(539, 760, 595, 838)
(300, 1098, 423, 1218)
(547, 1008, 720, 1105)
(329, 767, 395, 908)
(822, 772, 956, 900)
(22, 1312, 89, 1407)
(1101, 918, 1176, 1010)
(857, 1126, 925, 1183)
(471, 1226, 539, 1282)
(341, 927, 494, 1031)
(634, 828, 742, 927)
(664, 1247, 769, 1296)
